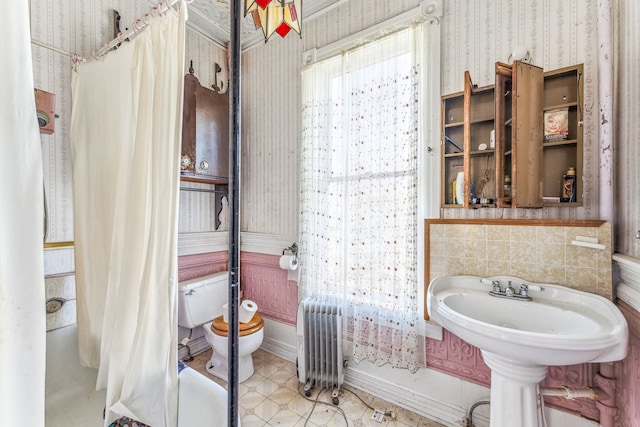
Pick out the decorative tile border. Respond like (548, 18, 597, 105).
(612, 254, 640, 426)
(615, 301, 640, 426)
(43, 246, 75, 276)
(45, 274, 76, 331)
(424, 330, 600, 422)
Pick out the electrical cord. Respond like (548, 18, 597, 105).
(342, 388, 395, 418)
(297, 384, 349, 426)
(297, 384, 396, 425)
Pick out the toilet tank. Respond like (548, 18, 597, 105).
(178, 271, 229, 328)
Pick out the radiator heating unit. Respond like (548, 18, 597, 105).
(296, 297, 344, 404)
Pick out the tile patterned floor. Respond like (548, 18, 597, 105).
(185, 349, 446, 427)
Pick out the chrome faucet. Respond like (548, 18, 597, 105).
(482, 278, 536, 301)
(504, 281, 515, 297)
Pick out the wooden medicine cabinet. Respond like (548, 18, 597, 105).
(181, 68, 229, 184)
(440, 63, 583, 209)
(494, 61, 544, 208)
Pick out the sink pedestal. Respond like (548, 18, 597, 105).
(482, 351, 549, 427)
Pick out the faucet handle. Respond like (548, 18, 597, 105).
(482, 278, 503, 293)
(519, 284, 529, 297)
(492, 281, 502, 293)
(505, 281, 515, 296)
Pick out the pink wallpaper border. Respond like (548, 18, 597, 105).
(425, 332, 602, 421)
(614, 300, 640, 427)
(178, 251, 298, 327)
(177, 250, 636, 424)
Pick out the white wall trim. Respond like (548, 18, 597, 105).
(261, 336, 297, 363)
(178, 231, 228, 256)
(344, 367, 466, 427)
(613, 253, 640, 311)
(241, 232, 298, 256)
(178, 231, 297, 256)
(302, 1, 442, 66)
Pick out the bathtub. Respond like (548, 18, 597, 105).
(45, 324, 234, 426)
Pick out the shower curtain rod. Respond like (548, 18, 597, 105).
(31, 0, 187, 64)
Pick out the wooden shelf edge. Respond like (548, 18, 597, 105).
(543, 202, 583, 208)
(180, 175, 229, 185)
(444, 152, 464, 158)
(543, 139, 578, 148)
(426, 218, 603, 227)
(544, 102, 578, 111)
(470, 149, 495, 156)
(470, 117, 495, 125)
(444, 122, 464, 128)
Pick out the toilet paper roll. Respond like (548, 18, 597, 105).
(222, 303, 229, 323)
(279, 255, 298, 271)
(239, 299, 258, 324)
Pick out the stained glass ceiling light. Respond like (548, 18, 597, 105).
(245, 0, 302, 41)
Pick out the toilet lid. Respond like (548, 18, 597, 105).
(211, 313, 264, 337)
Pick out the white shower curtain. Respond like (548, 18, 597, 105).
(0, 1, 46, 425)
(70, 5, 186, 427)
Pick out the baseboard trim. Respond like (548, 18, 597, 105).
(260, 336, 297, 363)
(344, 368, 465, 426)
(259, 336, 467, 426)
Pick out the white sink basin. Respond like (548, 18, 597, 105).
(427, 275, 629, 427)
(427, 275, 628, 366)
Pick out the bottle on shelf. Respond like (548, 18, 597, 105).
(561, 167, 577, 202)
(504, 175, 512, 198)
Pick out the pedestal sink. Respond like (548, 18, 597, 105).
(427, 275, 628, 427)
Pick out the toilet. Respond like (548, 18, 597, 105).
(177, 271, 264, 383)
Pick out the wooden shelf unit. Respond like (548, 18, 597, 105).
(439, 63, 584, 210)
(541, 64, 584, 205)
(440, 91, 465, 207)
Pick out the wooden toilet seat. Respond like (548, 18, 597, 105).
(211, 313, 264, 337)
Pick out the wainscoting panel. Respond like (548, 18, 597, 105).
(425, 330, 601, 422)
(241, 252, 298, 326)
(177, 250, 299, 326)
(177, 251, 228, 282)
(615, 301, 640, 427)
(425, 329, 491, 386)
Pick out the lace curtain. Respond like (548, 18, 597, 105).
(300, 27, 422, 372)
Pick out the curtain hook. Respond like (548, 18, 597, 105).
(132, 18, 143, 32)
(71, 53, 84, 64)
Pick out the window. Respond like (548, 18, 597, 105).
(300, 26, 431, 371)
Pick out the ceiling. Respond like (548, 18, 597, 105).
(187, 0, 344, 50)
